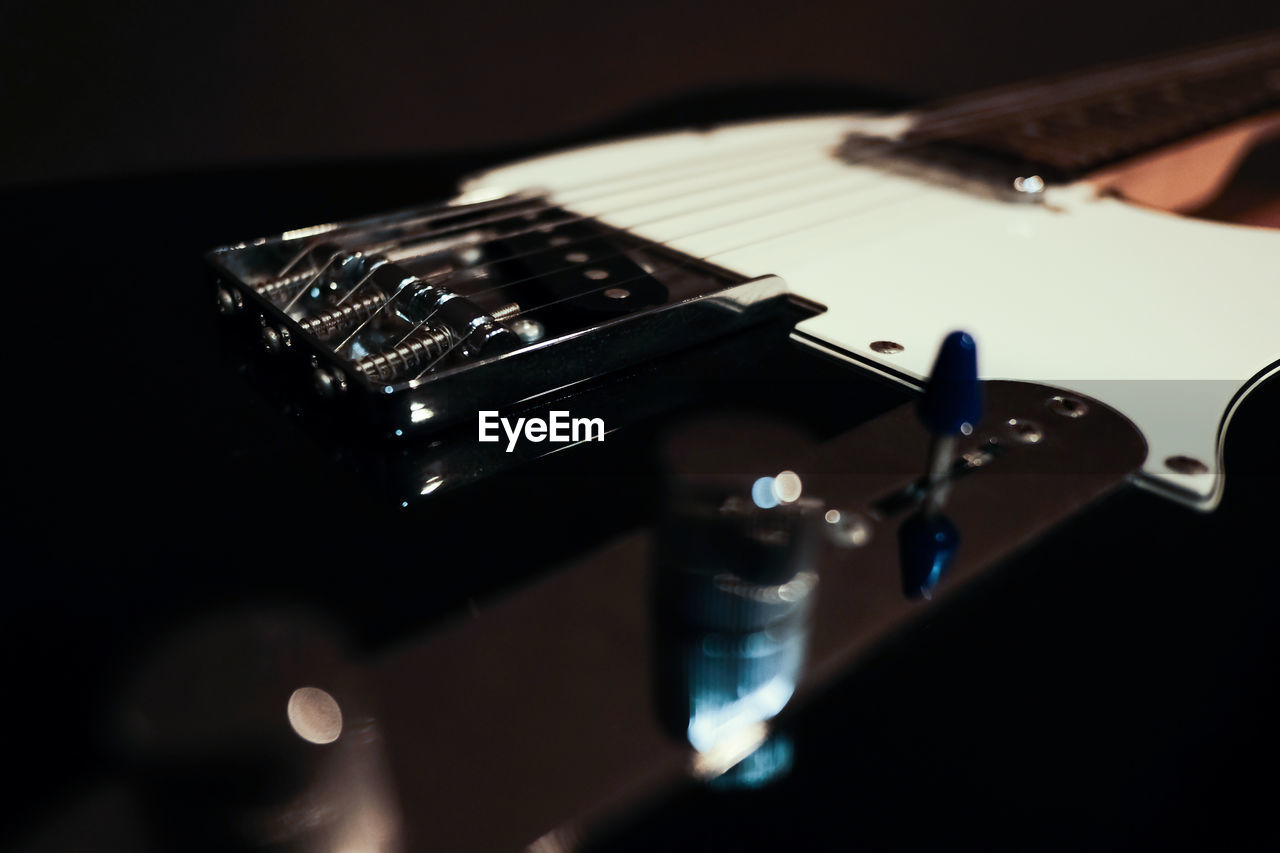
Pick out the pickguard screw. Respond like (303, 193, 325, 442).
(870, 340, 904, 354)
(1047, 395, 1088, 418)
(1165, 455, 1209, 475)
(1007, 418, 1043, 444)
(824, 509, 872, 548)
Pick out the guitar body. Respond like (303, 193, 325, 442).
(471, 112, 1280, 508)
(7, 35, 1280, 853)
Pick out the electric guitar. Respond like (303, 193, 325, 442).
(8, 31, 1279, 853)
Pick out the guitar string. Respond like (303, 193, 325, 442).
(318, 135, 948, 333)
(281, 69, 1117, 292)
(295, 35, 1279, 378)
(301, 57, 1189, 303)
(278, 64, 1108, 297)
(280, 33, 1279, 277)
(273, 193, 543, 278)
(330, 152, 867, 348)
(281, 133, 857, 313)
(403, 179, 924, 383)
(364, 132, 969, 360)
(346, 146, 915, 356)
(395, 169, 928, 383)
(273, 125, 848, 277)
(331, 95, 1089, 357)
(324, 143, 839, 307)
(313, 52, 1262, 342)
(391, 39, 1275, 301)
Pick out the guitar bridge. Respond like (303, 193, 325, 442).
(207, 195, 790, 436)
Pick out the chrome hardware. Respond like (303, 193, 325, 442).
(298, 290, 388, 341)
(487, 303, 521, 323)
(353, 326, 453, 383)
(254, 268, 325, 302)
(207, 197, 789, 435)
(350, 302, 519, 382)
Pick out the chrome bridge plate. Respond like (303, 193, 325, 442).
(206, 195, 790, 437)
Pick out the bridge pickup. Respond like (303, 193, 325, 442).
(206, 196, 791, 437)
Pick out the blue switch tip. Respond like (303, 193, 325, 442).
(918, 331, 982, 436)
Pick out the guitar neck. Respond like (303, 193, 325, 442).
(908, 31, 1280, 178)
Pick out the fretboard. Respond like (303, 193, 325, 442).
(908, 31, 1280, 179)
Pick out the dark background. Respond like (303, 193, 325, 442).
(4, 0, 1279, 188)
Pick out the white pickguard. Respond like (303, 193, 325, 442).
(462, 114, 1280, 509)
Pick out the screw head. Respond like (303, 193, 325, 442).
(870, 340, 904, 354)
(1007, 418, 1043, 444)
(215, 287, 240, 315)
(1047, 395, 1088, 418)
(1165, 455, 1209, 475)
(1013, 175, 1045, 194)
(262, 326, 283, 353)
